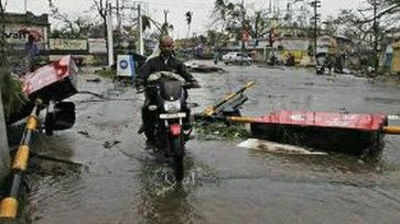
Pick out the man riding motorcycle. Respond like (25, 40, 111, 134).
(135, 36, 201, 146)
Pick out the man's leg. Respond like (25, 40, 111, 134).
(143, 87, 161, 147)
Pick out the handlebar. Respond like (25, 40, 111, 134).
(136, 82, 200, 94)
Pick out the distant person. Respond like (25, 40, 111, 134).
(214, 50, 220, 65)
(286, 53, 295, 66)
(24, 34, 40, 73)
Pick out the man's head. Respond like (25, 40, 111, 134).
(28, 34, 35, 43)
(159, 35, 175, 56)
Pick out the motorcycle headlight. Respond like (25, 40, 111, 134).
(163, 100, 181, 112)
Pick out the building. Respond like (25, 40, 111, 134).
(1, 11, 50, 52)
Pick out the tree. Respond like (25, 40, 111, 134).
(213, 0, 251, 49)
(0, 0, 27, 121)
(250, 11, 272, 41)
(321, 16, 338, 36)
(90, 0, 111, 51)
(206, 29, 230, 48)
(336, 0, 400, 72)
(185, 11, 193, 38)
(50, 17, 95, 39)
(47, 0, 97, 39)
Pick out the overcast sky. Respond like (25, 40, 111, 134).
(5, 0, 363, 38)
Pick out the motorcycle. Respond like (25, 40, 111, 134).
(136, 71, 198, 181)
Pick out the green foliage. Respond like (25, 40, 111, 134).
(194, 121, 250, 141)
(0, 70, 28, 119)
(95, 67, 116, 79)
(0, 2, 27, 120)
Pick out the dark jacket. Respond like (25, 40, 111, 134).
(136, 54, 195, 84)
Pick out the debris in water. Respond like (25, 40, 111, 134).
(86, 78, 101, 83)
(103, 140, 121, 149)
(78, 130, 90, 137)
(238, 138, 328, 155)
(194, 121, 250, 141)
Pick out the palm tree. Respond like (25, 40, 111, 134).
(141, 15, 151, 32)
(185, 11, 193, 38)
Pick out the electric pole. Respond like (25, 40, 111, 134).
(311, 0, 321, 64)
(138, 4, 144, 55)
(241, 0, 246, 50)
(106, 3, 114, 66)
(116, 0, 121, 32)
(373, 0, 379, 73)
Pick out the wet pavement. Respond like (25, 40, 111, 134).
(14, 62, 400, 223)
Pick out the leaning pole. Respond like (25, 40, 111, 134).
(0, 4, 10, 181)
(0, 85, 10, 181)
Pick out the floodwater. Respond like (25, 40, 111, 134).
(13, 62, 400, 223)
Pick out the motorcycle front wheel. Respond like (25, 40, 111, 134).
(171, 137, 184, 181)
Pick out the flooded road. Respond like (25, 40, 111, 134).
(18, 62, 400, 223)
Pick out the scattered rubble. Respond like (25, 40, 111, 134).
(185, 61, 225, 73)
(103, 140, 121, 149)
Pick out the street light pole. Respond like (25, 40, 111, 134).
(138, 4, 144, 55)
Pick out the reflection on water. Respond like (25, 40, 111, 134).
(135, 153, 217, 224)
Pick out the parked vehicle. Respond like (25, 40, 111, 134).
(222, 52, 252, 65)
(136, 71, 198, 181)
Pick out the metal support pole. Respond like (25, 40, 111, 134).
(383, 126, 400, 135)
(313, 2, 317, 62)
(0, 101, 41, 219)
(202, 81, 255, 116)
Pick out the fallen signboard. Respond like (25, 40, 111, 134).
(7, 55, 78, 128)
(226, 111, 391, 156)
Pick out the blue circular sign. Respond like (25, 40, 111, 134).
(120, 59, 129, 69)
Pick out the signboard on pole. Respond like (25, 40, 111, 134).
(3, 24, 48, 50)
(117, 55, 136, 78)
(88, 38, 107, 54)
(50, 39, 87, 50)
